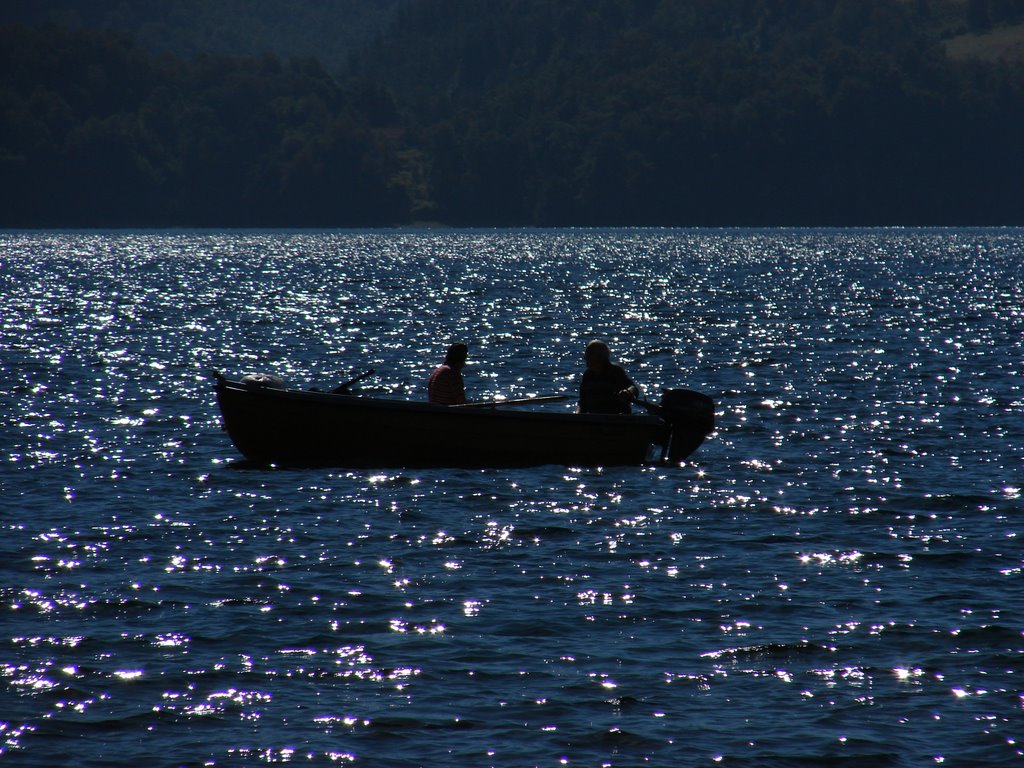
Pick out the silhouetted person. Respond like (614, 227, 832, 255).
(428, 342, 469, 405)
(578, 340, 639, 415)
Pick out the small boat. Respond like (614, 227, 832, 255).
(213, 373, 714, 468)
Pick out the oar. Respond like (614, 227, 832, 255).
(453, 395, 570, 408)
(331, 368, 375, 394)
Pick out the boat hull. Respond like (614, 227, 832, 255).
(214, 378, 709, 468)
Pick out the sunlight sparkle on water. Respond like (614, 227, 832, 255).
(3, 229, 1024, 766)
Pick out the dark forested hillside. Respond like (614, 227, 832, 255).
(0, 24, 408, 227)
(0, 0, 402, 73)
(357, 0, 1024, 225)
(2, 0, 1023, 227)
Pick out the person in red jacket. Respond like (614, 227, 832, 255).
(428, 342, 469, 405)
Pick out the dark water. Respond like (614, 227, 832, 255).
(2, 229, 1022, 767)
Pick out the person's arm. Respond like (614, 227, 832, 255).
(616, 367, 639, 402)
(453, 371, 467, 404)
(578, 370, 592, 413)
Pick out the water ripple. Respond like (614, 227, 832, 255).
(2, 229, 1023, 765)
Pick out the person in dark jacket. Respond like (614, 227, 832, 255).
(578, 340, 639, 414)
(428, 342, 469, 405)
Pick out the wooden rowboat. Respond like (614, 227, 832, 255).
(214, 374, 714, 468)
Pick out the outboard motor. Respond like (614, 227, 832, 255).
(652, 388, 715, 463)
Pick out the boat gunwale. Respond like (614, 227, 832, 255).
(215, 378, 666, 428)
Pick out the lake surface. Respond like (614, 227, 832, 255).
(2, 229, 1022, 767)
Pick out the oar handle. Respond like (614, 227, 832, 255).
(332, 369, 375, 394)
(635, 398, 658, 413)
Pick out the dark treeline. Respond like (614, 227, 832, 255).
(1, 0, 402, 73)
(3, 0, 1024, 227)
(0, 24, 407, 226)
(362, 0, 1024, 225)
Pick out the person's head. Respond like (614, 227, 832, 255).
(584, 340, 611, 370)
(444, 342, 469, 370)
